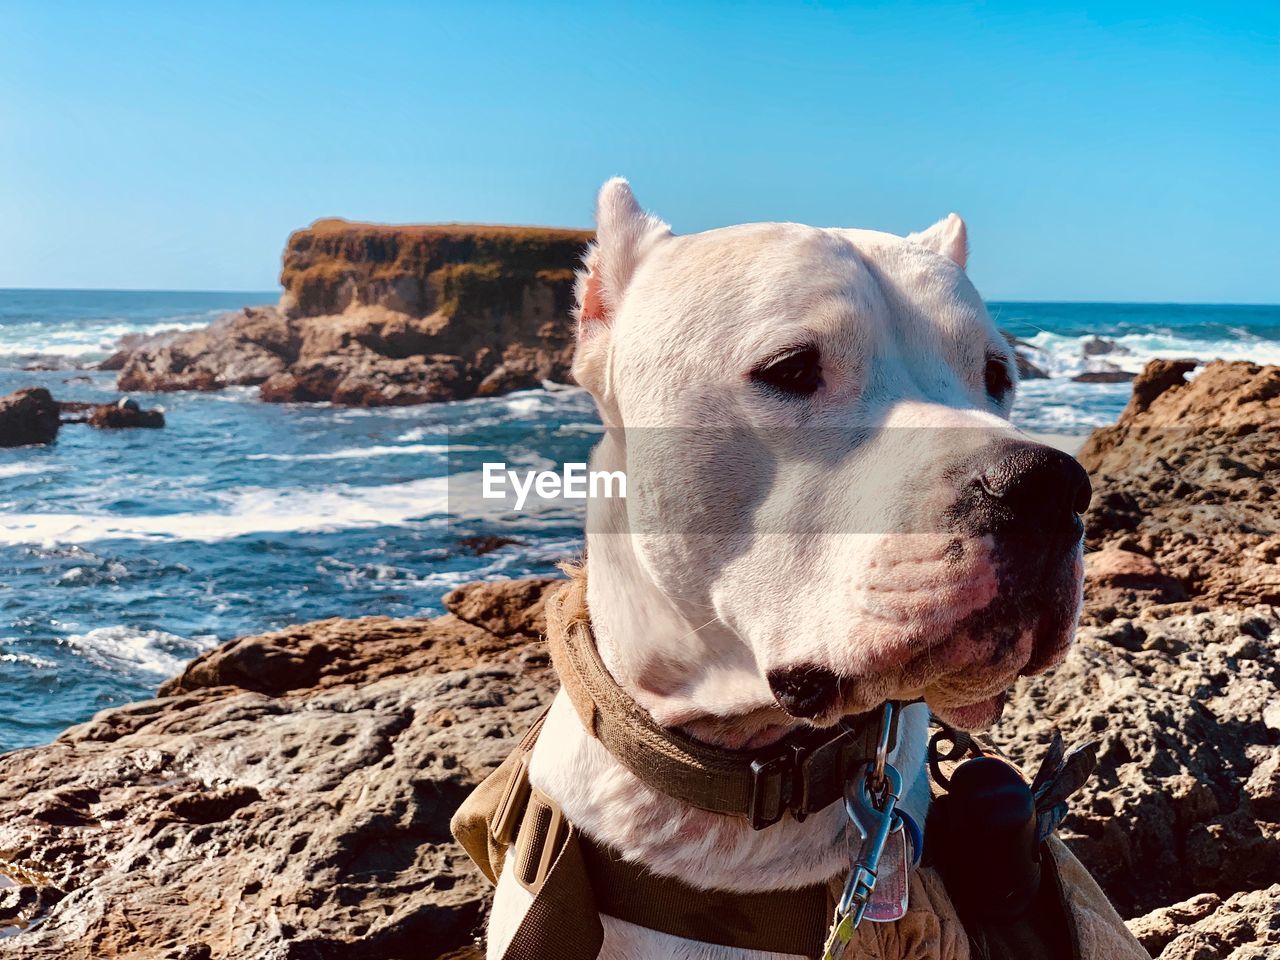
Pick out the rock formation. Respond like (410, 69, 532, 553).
(110, 221, 593, 405)
(104, 221, 1070, 407)
(1078, 359, 1280, 621)
(0, 388, 61, 447)
(59, 398, 165, 429)
(0, 360, 1276, 959)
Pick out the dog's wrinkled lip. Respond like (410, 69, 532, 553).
(766, 664, 841, 719)
(931, 690, 1009, 730)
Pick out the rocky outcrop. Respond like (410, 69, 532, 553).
(0, 388, 61, 447)
(1127, 885, 1280, 959)
(112, 221, 593, 405)
(992, 606, 1280, 920)
(1079, 359, 1280, 622)
(0, 579, 561, 959)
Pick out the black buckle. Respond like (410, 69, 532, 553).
(747, 750, 793, 830)
(747, 727, 859, 830)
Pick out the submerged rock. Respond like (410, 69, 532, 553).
(0, 388, 61, 447)
(1073, 369, 1136, 383)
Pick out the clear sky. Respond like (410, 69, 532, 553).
(1, 2, 1276, 302)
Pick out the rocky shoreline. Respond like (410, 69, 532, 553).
(0, 361, 1277, 959)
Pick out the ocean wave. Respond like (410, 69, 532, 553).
(0, 651, 57, 670)
(0, 318, 214, 361)
(245, 443, 451, 462)
(0, 462, 56, 480)
(0, 477, 450, 546)
(66, 626, 216, 678)
(1019, 330, 1280, 378)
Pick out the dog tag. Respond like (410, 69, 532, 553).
(845, 781, 909, 923)
(856, 820, 909, 922)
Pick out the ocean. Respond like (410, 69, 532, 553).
(1, 290, 1278, 752)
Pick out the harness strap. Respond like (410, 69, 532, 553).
(546, 572, 896, 829)
(452, 710, 834, 960)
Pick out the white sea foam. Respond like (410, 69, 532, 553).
(0, 476, 449, 546)
(1019, 331, 1280, 378)
(66, 626, 216, 678)
(245, 443, 450, 462)
(0, 651, 56, 669)
(0, 318, 214, 361)
(0, 462, 54, 480)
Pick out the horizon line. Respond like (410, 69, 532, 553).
(0, 286, 1277, 309)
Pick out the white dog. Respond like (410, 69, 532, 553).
(488, 179, 1090, 959)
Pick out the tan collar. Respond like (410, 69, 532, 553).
(544, 572, 897, 829)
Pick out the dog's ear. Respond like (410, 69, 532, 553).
(575, 178, 671, 333)
(908, 213, 968, 269)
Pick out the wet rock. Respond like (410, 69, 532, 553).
(1000, 330, 1049, 379)
(1073, 369, 1137, 383)
(454, 535, 523, 556)
(112, 222, 593, 405)
(1083, 336, 1131, 357)
(0, 388, 61, 447)
(57, 397, 166, 430)
(87, 397, 165, 429)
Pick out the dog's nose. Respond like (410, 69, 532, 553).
(975, 442, 1092, 539)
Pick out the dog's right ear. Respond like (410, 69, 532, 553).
(572, 178, 671, 401)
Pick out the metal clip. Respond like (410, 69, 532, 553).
(823, 703, 904, 960)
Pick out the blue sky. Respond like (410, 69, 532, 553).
(1, 2, 1276, 301)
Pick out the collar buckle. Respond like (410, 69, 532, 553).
(747, 726, 857, 830)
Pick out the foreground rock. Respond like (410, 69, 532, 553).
(992, 606, 1280, 920)
(0, 578, 560, 959)
(2, 586, 1274, 958)
(0, 389, 61, 447)
(111, 221, 593, 405)
(1079, 359, 1280, 622)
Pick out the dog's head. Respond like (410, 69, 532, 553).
(574, 179, 1089, 732)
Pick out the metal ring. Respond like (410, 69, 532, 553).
(870, 702, 894, 791)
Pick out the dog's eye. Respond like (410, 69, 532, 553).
(751, 347, 823, 397)
(984, 355, 1013, 401)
